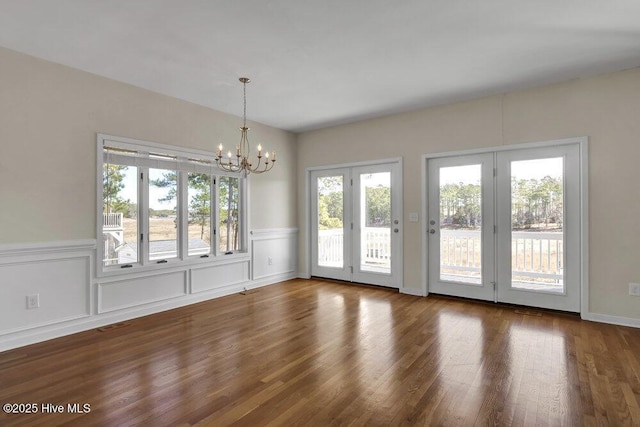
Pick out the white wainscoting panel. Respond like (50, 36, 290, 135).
(0, 240, 93, 335)
(251, 228, 297, 281)
(98, 271, 187, 313)
(191, 261, 250, 293)
(1, 232, 298, 352)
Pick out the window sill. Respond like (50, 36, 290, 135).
(97, 252, 250, 279)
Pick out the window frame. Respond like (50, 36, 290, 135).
(97, 133, 248, 277)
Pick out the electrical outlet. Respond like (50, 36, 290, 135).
(268, 257, 273, 265)
(629, 283, 640, 297)
(26, 294, 40, 309)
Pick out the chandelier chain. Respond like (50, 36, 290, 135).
(243, 79, 247, 129)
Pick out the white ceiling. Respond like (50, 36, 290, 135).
(1, 1, 640, 133)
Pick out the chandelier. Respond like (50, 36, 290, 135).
(215, 77, 276, 175)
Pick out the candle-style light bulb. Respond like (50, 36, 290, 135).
(272, 151, 276, 161)
(265, 151, 270, 161)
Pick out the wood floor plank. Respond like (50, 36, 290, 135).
(1, 278, 640, 426)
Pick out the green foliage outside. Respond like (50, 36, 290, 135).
(148, 171, 239, 249)
(511, 176, 562, 229)
(104, 166, 240, 247)
(219, 176, 239, 251)
(317, 176, 391, 230)
(440, 176, 563, 230)
(365, 186, 390, 227)
(317, 177, 343, 230)
(440, 182, 481, 227)
(103, 164, 136, 217)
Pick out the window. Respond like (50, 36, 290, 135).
(148, 168, 179, 261)
(219, 176, 240, 253)
(187, 173, 212, 257)
(103, 164, 138, 266)
(98, 134, 247, 272)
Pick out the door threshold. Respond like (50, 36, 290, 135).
(427, 292, 580, 318)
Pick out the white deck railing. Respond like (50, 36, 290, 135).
(317, 228, 563, 284)
(318, 227, 391, 268)
(103, 212, 123, 230)
(441, 229, 563, 283)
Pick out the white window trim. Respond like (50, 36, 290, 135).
(96, 133, 248, 277)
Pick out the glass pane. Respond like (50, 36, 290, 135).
(103, 164, 138, 267)
(148, 168, 178, 260)
(360, 172, 391, 273)
(219, 176, 240, 253)
(317, 176, 344, 268)
(439, 165, 482, 284)
(188, 173, 211, 256)
(511, 158, 564, 293)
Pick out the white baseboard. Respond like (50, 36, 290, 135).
(581, 312, 640, 328)
(0, 272, 297, 353)
(247, 271, 298, 290)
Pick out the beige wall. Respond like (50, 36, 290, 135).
(297, 67, 640, 320)
(2, 44, 639, 320)
(0, 47, 297, 243)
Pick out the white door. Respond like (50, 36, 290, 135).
(428, 153, 496, 301)
(496, 145, 581, 312)
(311, 162, 402, 288)
(427, 144, 582, 312)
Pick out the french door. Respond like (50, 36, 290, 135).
(428, 144, 582, 312)
(310, 162, 402, 288)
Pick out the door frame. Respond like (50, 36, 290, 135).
(421, 137, 589, 315)
(305, 157, 404, 289)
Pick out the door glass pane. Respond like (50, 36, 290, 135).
(317, 176, 344, 268)
(439, 165, 482, 284)
(360, 172, 391, 273)
(187, 173, 211, 256)
(148, 168, 178, 260)
(103, 164, 138, 267)
(511, 158, 564, 293)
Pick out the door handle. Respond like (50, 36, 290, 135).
(394, 228, 399, 233)
(429, 229, 436, 234)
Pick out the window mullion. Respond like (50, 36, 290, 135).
(178, 170, 188, 260)
(241, 176, 247, 253)
(213, 175, 219, 256)
(140, 167, 149, 266)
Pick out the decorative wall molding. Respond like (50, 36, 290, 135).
(0, 241, 95, 346)
(0, 239, 96, 258)
(0, 234, 298, 352)
(98, 271, 188, 313)
(191, 261, 250, 293)
(251, 228, 297, 281)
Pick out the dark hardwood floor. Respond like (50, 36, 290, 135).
(1, 278, 640, 426)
